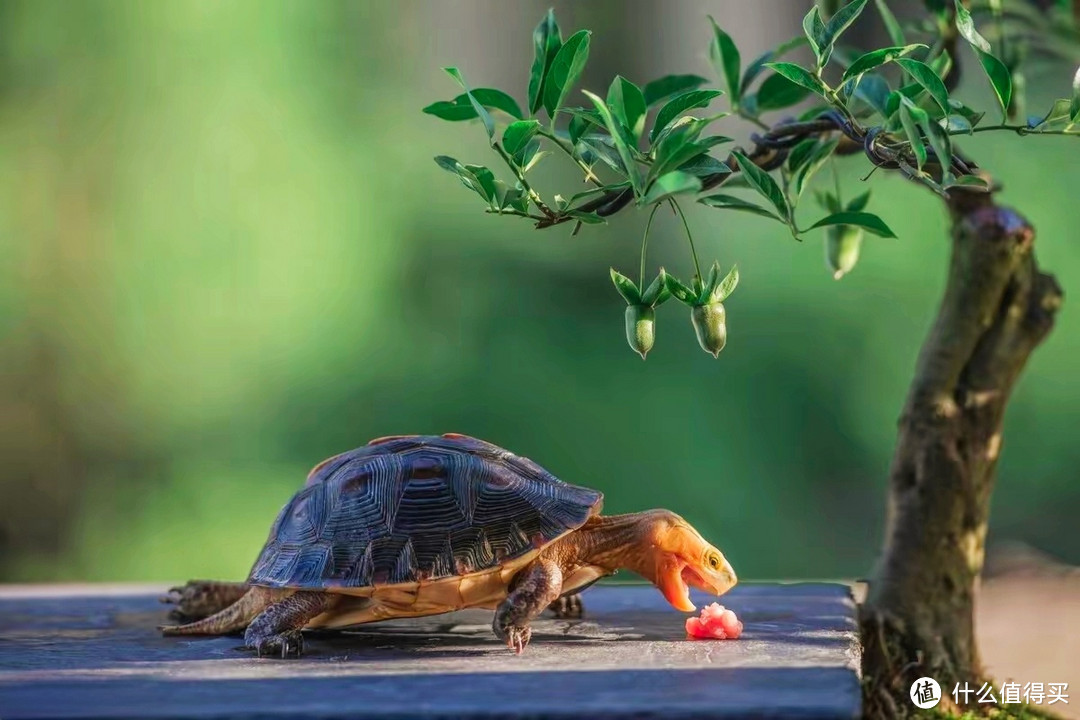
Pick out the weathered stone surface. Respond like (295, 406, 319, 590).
(0, 582, 860, 719)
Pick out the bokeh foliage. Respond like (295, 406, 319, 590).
(0, 0, 1077, 583)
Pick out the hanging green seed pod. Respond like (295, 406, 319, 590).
(825, 224, 863, 280)
(691, 302, 727, 358)
(625, 305, 656, 360)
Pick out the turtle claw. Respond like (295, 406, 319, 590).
(247, 629, 305, 659)
(505, 625, 532, 655)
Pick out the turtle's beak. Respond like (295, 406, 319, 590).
(653, 535, 738, 612)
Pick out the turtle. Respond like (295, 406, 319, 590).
(159, 433, 738, 657)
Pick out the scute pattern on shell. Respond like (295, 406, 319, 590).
(248, 434, 603, 588)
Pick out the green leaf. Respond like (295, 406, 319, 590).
(543, 30, 592, 119)
(814, 190, 843, 214)
(649, 90, 724, 143)
(793, 137, 840, 200)
(954, 0, 991, 53)
(678, 153, 732, 178)
(893, 58, 950, 115)
(873, 0, 906, 45)
(820, 0, 870, 66)
(423, 88, 524, 122)
(497, 180, 529, 213)
(764, 62, 829, 97)
(699, 193, 784, 221)
(732, 151, 790, 221)
(528, 10, 562, 115)
(854, 73, 892, 116)
(975, 50, 1012, 119)
(953, 0, 1012, 117)
(708, 17, 741, 104)
(929, 50, 952, 81)
(663, 273, 697, 305)
(502, 120, 542, 156)
(608, 76, 648, 141)
(917, 112, 954, 181)
(650, 132, 729, 185)
(640, 171, 702, 206)
(808, 211, 895, 238)
(562, 183, 631, 210)
(841, 45, 926, 83)
(703, 261, 722, 295)
(567, 210, 606, 225)
(434, 156, 495, 204)
(463, 163, 497, 205)
(610, 269, 642, 305)
(651, 112, 730, 149)
(740, 36, 808, 97)
(1072, 67, 1080, 122)
(642, 75, 709, 107)
(710, 265, 740, 303)
(583, 90, 641, 194)
(443, 68, 495, 140)
(949, 99, 985, 128)
(640, 269, 671, 307)
(942, 114, 972, 134)
(786, 138, 820, 175)
(755, 72, 812, 111)
(846, 189, 871, 212)
(566, 107, 603, 144)
(802, 6, 827, 66)
(517, 139, 545, 172)
(898, 100, 928, 171)
(578, 137, 627, 175)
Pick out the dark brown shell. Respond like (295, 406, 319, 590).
(247, 434, 603, 589)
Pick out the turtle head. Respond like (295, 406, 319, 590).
(637, 510, 737, 612)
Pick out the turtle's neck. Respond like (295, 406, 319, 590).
(565, 511, 660, 579)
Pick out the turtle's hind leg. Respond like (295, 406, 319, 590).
(548, 592, 583, 619)
(159, 586, 276, 636)
(161, 580, 250, 622)
(244, 591, 339, 659)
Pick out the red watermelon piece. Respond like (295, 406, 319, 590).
(685, 602, 743, 640)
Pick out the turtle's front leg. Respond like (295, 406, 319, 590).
(493, 558, 563, 654)
(244, 591, 339, 659)
(161, 580, 250, 622)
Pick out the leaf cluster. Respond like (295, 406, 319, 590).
(424, 1, 1078, 356)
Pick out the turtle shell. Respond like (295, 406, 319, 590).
(247, 434, 604, 590)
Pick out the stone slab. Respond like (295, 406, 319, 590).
(0, 582, 860, 719)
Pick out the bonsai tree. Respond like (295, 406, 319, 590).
(425, 0, 1078, 715)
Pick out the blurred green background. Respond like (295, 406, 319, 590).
(1, 0, 1077, 584)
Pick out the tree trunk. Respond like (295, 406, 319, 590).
(860, 188, 1063, 718)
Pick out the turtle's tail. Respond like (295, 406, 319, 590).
(159, 586, 280, 636)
